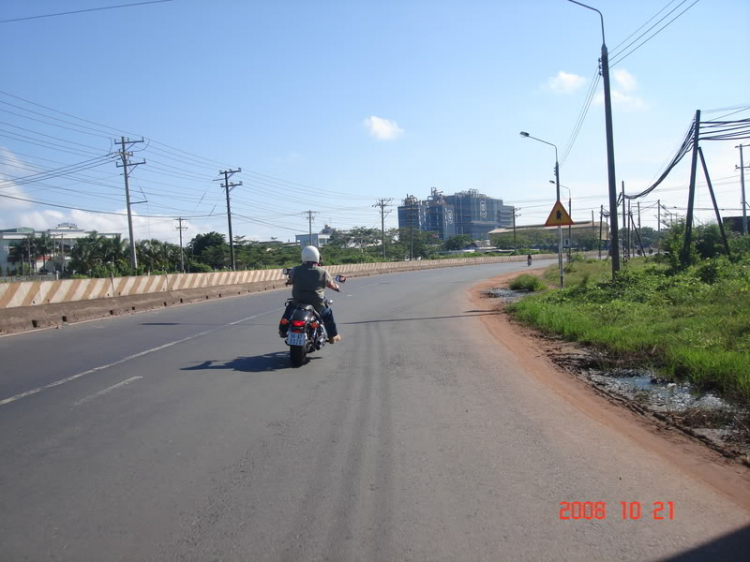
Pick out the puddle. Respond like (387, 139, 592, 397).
(586, 368, 730, 414)
(582, 367, 750, 460)
(486, 288, 524, 302)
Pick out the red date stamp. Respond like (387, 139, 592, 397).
(559, 501, 675, 520)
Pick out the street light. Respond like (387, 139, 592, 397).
(568, 0, 620, 278)
(520, 131, 564, 288)
(551, 181, 573, 261)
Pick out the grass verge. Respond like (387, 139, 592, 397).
(508, 256, 750, 404)
(509, 274, 546, 292)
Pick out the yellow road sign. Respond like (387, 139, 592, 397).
(544, 200, 574, 227)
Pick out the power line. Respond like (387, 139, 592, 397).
(0, 0, 172, 24)
(610, 0, 680, 55)
(610, 0, 701, 67)
(561, 66, 600, 166)
(0, 192, 212, 218)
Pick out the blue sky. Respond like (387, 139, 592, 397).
(1, 0, 748, 245)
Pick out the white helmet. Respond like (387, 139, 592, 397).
(301, 245, 320, 263)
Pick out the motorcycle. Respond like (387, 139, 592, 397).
(280, 269, 346, 367)
(527, 256, 532, 266)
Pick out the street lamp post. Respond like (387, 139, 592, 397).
(568, 0, 620, 278)
(520, 131, 564, 288)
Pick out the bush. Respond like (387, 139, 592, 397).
(510, 274, 545, 292)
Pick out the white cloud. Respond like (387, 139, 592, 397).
(613, 69, 637, 92)
(363, 116, 404, 141)
(545, 71, 586, 94)
(593, 69, 648, 112)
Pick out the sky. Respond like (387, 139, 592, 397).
(1, 0, 748, 247)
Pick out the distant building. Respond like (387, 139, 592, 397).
(295, 232, 331, 247)
(397, 188, 514, 240)
(0, 224, 119, 274)
(488, 221, 610, 241)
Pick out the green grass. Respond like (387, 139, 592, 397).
(509, 256, 750, 403)
(509, 274, 546, 292)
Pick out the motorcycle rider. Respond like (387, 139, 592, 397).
(527, 254, 532, 266)
(279, 246, 342, 344)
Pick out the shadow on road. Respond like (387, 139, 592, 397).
(658, 525, 750, 561)
(181, 351, 309, 373)
(140, 321, 278, 327)
(341, 311, 498, 325)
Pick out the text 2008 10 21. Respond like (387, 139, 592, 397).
(559, 501, 675, 520)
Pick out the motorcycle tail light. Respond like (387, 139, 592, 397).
(280, 318, 289, 325)
(310, 321, 319, 329)
(291, 320, 306, 327)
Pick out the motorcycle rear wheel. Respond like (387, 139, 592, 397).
(290, 345, 306, 367)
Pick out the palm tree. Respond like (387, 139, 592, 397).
(33, 233, 55, 273)
(7, 240, 31, 274)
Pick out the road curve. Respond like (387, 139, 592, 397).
(0, 260, 748, 561)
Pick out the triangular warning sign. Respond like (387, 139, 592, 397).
(544, 200, 574, 227)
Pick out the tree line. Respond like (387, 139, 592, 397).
(6, 224, 662, 278)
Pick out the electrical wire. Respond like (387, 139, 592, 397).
(560, 67, 601, 166)
(610, 0, 701, 67)
(610, 0, 680, 55)
(0, 0, 172, 24)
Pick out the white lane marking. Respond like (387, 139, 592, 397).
(74, 376, 142, 406)
(0, 310, 277, 407)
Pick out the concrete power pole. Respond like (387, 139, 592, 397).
(373, 199, 393, 259)
(621, 181, 627, 261)
(115, 136, 145, 270)
(304, 210, 317, 246)
(217, 168, 242, 271)
(657, 199, 661, 254)
(175, 218, 187, 273)
(737, 144, 748, 234)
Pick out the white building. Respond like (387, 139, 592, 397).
(295, 232, 331, 247)
(0, 223, 119, 275)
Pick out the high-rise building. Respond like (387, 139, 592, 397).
(397, 188, 514, 240)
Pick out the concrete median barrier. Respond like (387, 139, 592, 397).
(0, 254, 554, 335)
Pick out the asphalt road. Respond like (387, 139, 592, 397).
(1, 260, 748, 561)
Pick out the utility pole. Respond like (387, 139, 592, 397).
(598, 205, 604, 260)
(737, 144, 748, 234)
(217, 168, 242, 271)
(373, 198, 393, 259)
(615, 180, 628, 259)
(569, 1, 619, 276)
(682, 110, 701, 264)
(637, 201, 641, 231)
(657, 199, 661, 254)
(175, 218, 187, 273)
(568, 193, 572, 262)
(116, 136, 145, 270)
(409, 200, 416, 261)
(304, 210, 317, 246)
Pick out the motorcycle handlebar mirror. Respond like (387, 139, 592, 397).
(282, 268, 291, 275)
(335, 275, 346, 283)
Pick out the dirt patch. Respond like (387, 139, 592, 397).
(469, 270, 750, 512)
